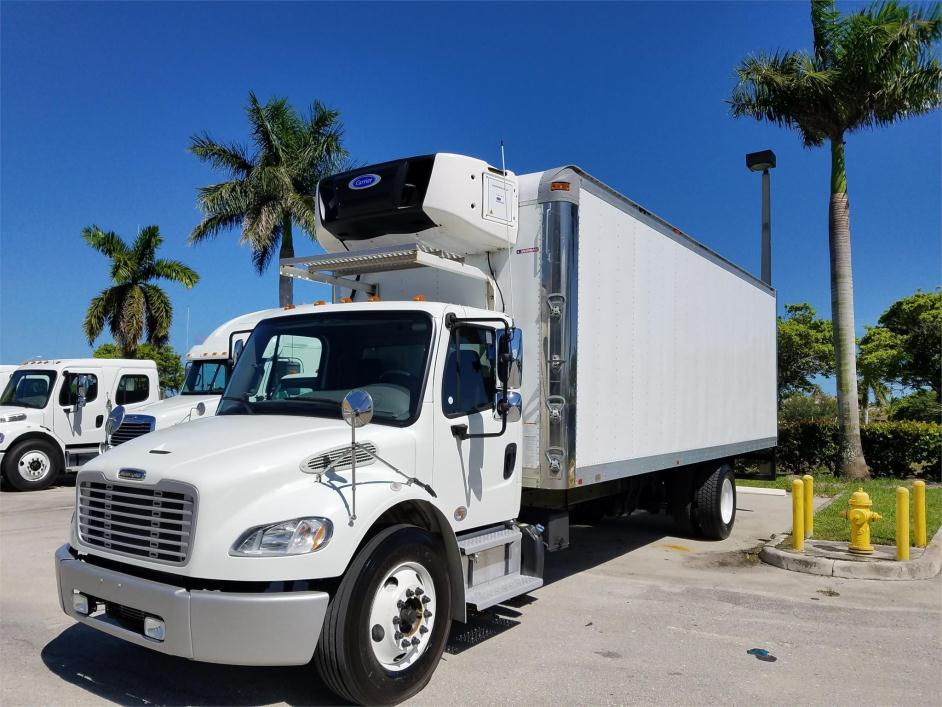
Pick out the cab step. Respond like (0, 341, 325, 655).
(457, 524, 544, 611)
(466, 574, 543, 611)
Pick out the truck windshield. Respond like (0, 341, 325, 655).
(181, 360, 229, 395)
(218, 311, 432, 425)
(0, 370, 57, 409)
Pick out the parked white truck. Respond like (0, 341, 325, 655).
(1, 358, 159, 490)
(55, 154, 776, 704)
(107, 307, 287, 447)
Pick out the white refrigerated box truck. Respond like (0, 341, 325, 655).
(55, 153, 776, 704)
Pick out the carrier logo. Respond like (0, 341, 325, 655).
(118, 468, 147, 481)
(348, 173, 381, 190)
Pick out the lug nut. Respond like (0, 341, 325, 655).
(424, 609, 433, 618)
(401, 639, 410, 648)
(394, 631, 402, 640)
(421, 595, 431, 604)
(397, 600, 405, 609)
(415, 587, 424, 596)
(392, 616, 401, 625)
(420, 625, 429, 634)
(411, 637, 420, 646)
(406, 589, 414, 598)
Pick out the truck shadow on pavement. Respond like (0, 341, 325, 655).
(40, 510, 734, 705)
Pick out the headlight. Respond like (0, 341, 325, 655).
(230, 517, 332, 556)
(0, 412, 26, 423)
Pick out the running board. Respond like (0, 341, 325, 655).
(457, 525, 544, 611)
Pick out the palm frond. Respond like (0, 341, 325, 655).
(113, 285, 146, 354)
(83, 287, 120, 345)
(131, 225, 162, 279)
(140, 283, 172, 346)
(153, 259, 199, 288)
(811, 0, 844, 68)
(189, 133, 254, 176)
(82, 226, 128, 259)
(189, 212, 244, 244)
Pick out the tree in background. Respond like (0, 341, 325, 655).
(189, 92, 348, 307)
(777, 303, 835, 403)
(83, 226, 199, 356)
(730, 1, 942, 478)
(859, 289, 942, 421)
(94, 342, 186, 396)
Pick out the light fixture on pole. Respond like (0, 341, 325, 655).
(746, 149, 776, 286)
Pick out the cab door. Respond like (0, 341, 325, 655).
(432, 314, 521, 530)
(53, 368, 107, 445)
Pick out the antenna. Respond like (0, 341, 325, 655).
(185, 306, 190, 353)
(500, 140, 506, 175)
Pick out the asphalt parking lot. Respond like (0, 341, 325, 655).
(1, 480, 940, 706)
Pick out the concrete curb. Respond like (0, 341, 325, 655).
(736, 486, 787, 497)
(759, 526, 942, 581)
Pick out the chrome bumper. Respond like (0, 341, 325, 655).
(55, 545, 329, 666)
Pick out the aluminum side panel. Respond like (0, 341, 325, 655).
(574, 188, 777, 481)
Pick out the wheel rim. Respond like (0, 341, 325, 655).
(18, 449, 52, 481)
(720, 477, 734, 525)
(367, 560, 437, 672)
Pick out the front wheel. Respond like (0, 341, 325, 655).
(2, 438, 61, 491)
(693, 463, 736, 540)
(315, 524, 452, 705)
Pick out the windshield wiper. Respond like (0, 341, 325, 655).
(220, 395, 255, 415)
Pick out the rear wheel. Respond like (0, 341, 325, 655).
(315, 524, 452, 705)
(693, 463, 736, 540)
(2, 438, 61, 491)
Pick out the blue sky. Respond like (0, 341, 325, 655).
(1, 1, 939, 370)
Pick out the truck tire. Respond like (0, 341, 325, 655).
(315, 524, 452, 705)
(2, 438, 61, 491)
(693, 463, 736, 540)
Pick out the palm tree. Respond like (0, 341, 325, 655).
(83, 225, 199, 356)
(188, 92, 348, 306)
(730, 0, 942, 478)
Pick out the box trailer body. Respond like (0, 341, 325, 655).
(56, 153, 777, 705)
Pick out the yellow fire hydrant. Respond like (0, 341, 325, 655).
(840, 489, 882, 554)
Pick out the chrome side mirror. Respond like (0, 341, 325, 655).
(497, 327, 523, 389)
(76, 376, 88, 409)
(342, 389, 374, 428)
(105, 404, 126, 446)
(495, 391, 522, 423)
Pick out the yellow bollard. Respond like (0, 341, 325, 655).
(791, 479, 804, 551)
(896, 487, 910, 561)
(802, 474, 814, 537)
(913, 480, 927, 548)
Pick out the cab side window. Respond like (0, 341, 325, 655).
(59, 373, 98, 406)
(116, 374, 150, 405)
(442, 326, 497, 417)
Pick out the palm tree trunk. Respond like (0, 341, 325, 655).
(828, 138, 868, 479)
(279, 216, 294, 307)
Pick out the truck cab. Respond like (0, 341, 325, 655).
(1, 358, 159, 490)
(107, 307, 289, 447)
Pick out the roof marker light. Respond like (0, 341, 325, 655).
(340, 297, 353, 303)
(551, 182, 571, 191)
(368, 295, 380, 302)
(315, 300, 326, 305)
(413, 294, 427, 302)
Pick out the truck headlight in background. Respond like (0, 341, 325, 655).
(0, 412, 26, 423)
(230, 517, 333, 556)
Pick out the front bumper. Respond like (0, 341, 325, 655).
(55, 545, 329, 666)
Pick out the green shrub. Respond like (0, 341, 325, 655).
(777, 420, 941, 479)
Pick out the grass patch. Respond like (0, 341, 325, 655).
(812, 480, 941, 545)
(736, 469, 848, 496)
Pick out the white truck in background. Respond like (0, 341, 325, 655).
(107, 307, 293, 447)
(0, 365, 17, 393)
(56, 153, 777, 704)
(0, 358, 159, 490)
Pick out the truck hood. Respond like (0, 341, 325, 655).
(0, 408, 49, 450)
(131, 394, 220, 428)
(90, 413, 408, 488)
(75, 413, 423, 581)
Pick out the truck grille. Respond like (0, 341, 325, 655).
(77, 479, 195, 565)
(302, 442, 376, 474)
(110, 415, 156, 446)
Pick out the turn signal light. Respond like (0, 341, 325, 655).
(550, 181, 571, 191)
(413, 294, 427, 302)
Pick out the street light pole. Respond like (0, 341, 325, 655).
(746, 150, 777, 286)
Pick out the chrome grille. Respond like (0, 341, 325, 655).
(302, 442, 376, 474)
(77, 479, 195, 564)
(110, 415, 156, 446)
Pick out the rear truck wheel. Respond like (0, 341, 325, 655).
(314, 524, 452, 705)
(2, 438, 61, 491)
(693, 463, 736, 540)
